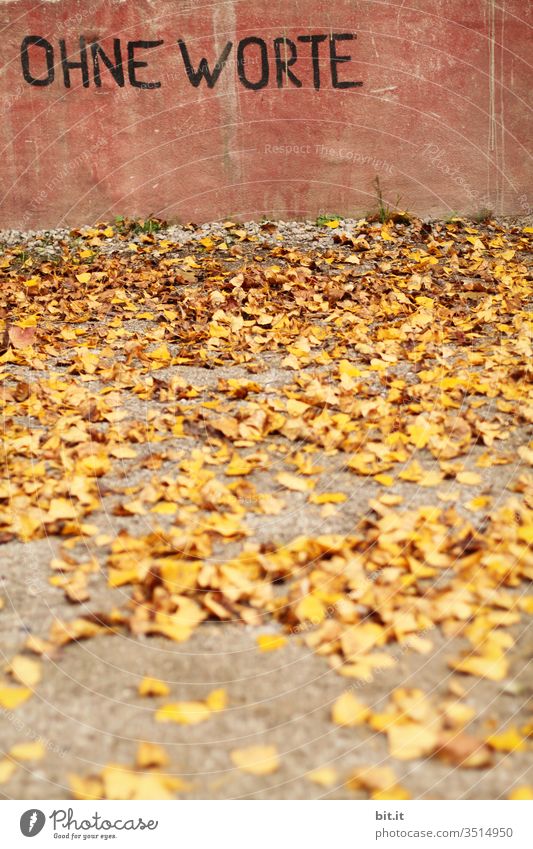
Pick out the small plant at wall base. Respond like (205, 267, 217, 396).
(368, 176, 411, 224)
(472, 208, 495, 224)
(316, 213, 342, 227)
(113, 216, 167, 235)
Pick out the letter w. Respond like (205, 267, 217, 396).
(178, 40, 233, 87)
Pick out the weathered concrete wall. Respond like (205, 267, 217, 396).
(0, 0, 531, 227)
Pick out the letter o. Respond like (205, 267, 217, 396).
(21, 35, 55, 86)
(237, 37, 269, 90)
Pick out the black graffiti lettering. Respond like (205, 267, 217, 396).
(18, 32, 363, 91)
(20, 35, 55, 86)
(59, 36, 90, 88)
(297, 34, 327, 89)
(237, 37, 269, 90)
(177, 40, 233, 88)
(329, 33, 362, 89)
(127, 40, 164, 89)
(91, 39, 125, 87)
(273, 38, 301, 88)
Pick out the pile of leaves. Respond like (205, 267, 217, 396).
(0, 215, 531, 798)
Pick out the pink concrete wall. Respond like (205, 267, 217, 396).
(0, 0, 531, 228)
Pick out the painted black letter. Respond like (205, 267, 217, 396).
(60, 36, 90, 88)
(91, 39, 124, 87)
(297, 34, 327, 90)
(177, 40, 233, 88)
(127, 40, 163, 89)
(21, 35, 54, 86)
(329, 34, 362, 89)
(273, 38, 301, 88)
(237, 37, 269, 90)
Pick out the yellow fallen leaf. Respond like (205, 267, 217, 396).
(441, 701, 475, 728)
(339, 359, 362, 378)
(340, 622, 386, 657)
(307, 767, 338, 787)
(226, 455, 254, 476)
(231, 745, 279, 775)
(373, 784, 411, 800)
(155, 701, 211, 725)
(486, 727, 526, 753)
(456, 471, 482, 485)
(76, 272, 91, 283)
(148, 344, 171, 362)
(309, 492, 347, 504)
(276, 472, 315, 492)
(46, 498, 78, 522)
(138, 677, 170, 697)
(10, 741, 45, 761)
(150, 502, 178, 515)
(109, 445, 137, 459)
(387, 722, 438, 760)
(77, 453, 111, 477)
(436, 731, 493, 768)
(509, 785, 533, 800)
(257, 634, 287, 653)
(69, 773, 103, 800)
(518, 525, 533, 545)
(130, 772, 187, 800)
(332, 692, 370, 727)
(465, 495, 491, 512)
(49, 618, 104, 646)
(450, 654, 508, 681)
(295, 594, 326, 624)
(346, 765, 397, 793)
(7, 656, 41, 688)
(0, 686, 32, 709)
(374, 474, 394, 487)
(135, 742, 169, 769)
(0, 759, 17, 784)
(101, 764, 141, 800)
(205, 689, 227, 712)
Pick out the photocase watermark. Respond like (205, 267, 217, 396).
(20, 809, 46, 837)
(15, 136, 109, 231)
(1, 706, 67, 758)
(18, 807, 159, 838)
(264, 143, 394, 175)
(419, 142, 493, 210)
(315, 145, 394, 174)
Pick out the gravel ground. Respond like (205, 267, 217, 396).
(0, 217, 531, 801)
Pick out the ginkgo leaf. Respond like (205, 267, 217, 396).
(508, 786, 533, 800)
(331, 692, 370, 727)
(155, 701, 211, 725)
(387, 722, 439, 760)
(7, 656, 41, 688)
(307, 767, 338, 787)
(10, 741, 46, 761)
(486, 727, 526, 752)
(0, 759, 17, 784)
(0, 686, 32, 709)
(230, 745, 279, 775)
(256, 634, 287, 652)
(135, 742, 169, 769)
(138, 677, 170, 697)
(276, 472, 315, 492)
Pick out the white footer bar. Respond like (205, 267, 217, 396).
(4, 800, 532, 848)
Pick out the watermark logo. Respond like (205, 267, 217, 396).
(20, 809, 46, 837)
